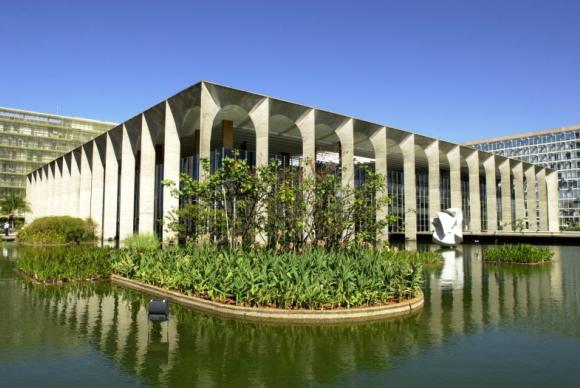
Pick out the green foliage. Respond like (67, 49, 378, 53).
(0, 193, 30, 217)
(484, 244, 553, 264)
(123, 233, 160, 251)
(163, 157, 395, 251)
(561, 224, 580, 231)
(16, 246, 112, 283)
(17, 216, 96, 245)
(511, 218, 526, 232)
(416, 250, 443, 265)
(111, 243, 428, 309)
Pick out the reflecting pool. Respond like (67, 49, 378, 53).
(1, 244, 579, 387)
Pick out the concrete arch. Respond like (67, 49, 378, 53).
(210, 104, 256, 153)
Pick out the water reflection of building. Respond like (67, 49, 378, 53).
(2, 245, 575, 387)
(425, 244, 569, 344)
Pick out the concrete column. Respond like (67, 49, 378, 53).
(546, 170, 560, 232)
(62, 154, 72, 217)
(119, 124, 136, 240)
(90, 139, 105, 237)
(139, 114, 156, 234)
(447, 145, 462, 209)
(32, 172, 39, 220)
(512, 161, 525, 229)
(53, 159, 63, 216)
(42, 167, 50, 217)
(25, 175, 33, 223)
(45, 163, 56, 216)
(79, 143, 93, 219)
(47, 166, 54, 217)
(199, 82, 220, 180)
(483, 156, 497, 232)
(38, 166, 46, 217)
(425, 140, 440, 230)
(401, 134, 416, 241)
(537, 168, 548, 231)
(466, 151, 481, 233)
(222, 120, 234, 149)
(296, 109, 316, 243)
(369, 126, 388, 243)
(525, 165, 538, 231)
(103, 132, 120, 241)
(70, 150, 82, 218)
(250, 98, 270, 168)
(499, 159, 512, 231)
(34, 171, 41, 219)
(335, 118, 354, 189)
(30, 169, 40, 221)
(249, 98, 269, 245)
(163, 100, 181, 242)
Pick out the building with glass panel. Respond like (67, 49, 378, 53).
(25, 82, 560, 241)
(0, 107, 115, 200)
(467, 125, 580, 228)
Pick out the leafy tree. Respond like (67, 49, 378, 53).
(0, 193, 30, 228)
(163, 155, 396, 251)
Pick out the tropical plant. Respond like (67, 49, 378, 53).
(16, 246, 112, 283)
(484, 244, 553, 264)
(561, 224, 580, 232)
(123, 233, 160, 251)
(111, 243, 431, 309)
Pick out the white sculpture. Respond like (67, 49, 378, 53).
(432, 208, 463, 247)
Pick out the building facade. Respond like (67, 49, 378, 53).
(0, 107, 115, 200)
(467, 125, 580, 228)
(25, 82, 560, 241)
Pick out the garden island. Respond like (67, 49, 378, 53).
(14, 157, 438, 322)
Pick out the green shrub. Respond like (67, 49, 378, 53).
(418, 250, 443, 265)
(123, 233, 160, 251)
(484, 244, 553, 264)
(561, 224, 580, 232)
(17, 216, 96, 245)
(112, 244, 429, 309)
(17, 246, 112, 283)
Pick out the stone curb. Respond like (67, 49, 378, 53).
(111, 274, 424, 324)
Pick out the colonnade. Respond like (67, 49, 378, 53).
(25, 82, 560, 241)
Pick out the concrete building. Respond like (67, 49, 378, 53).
(0, 107, 115, 200)
(467, 125, 580, 228)
(25, 82, 560, 241)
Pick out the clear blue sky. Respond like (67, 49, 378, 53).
(1, 0, 579, 143)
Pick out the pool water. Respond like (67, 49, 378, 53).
(1, 244, 579, 387)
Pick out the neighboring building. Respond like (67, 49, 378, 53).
(26, 82, 560, 241)
(0, 107, 115, 200)
(467, 125, 580, 228)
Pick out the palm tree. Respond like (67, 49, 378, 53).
(0, 193, 30, 229)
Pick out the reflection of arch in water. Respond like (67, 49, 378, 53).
(3, 244, 575, 386)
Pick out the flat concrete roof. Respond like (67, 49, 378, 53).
(464, 124, 580, 145)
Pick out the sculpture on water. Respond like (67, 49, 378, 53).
(432, 208, 463, 247)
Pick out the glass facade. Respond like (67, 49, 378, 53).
(0, 107, 114, 200)
(387, 171, 404, 233)
(470, 127, 580, 227)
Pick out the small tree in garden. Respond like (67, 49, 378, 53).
(163, 155, 396, 251)
(0, 193, 31, 228)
